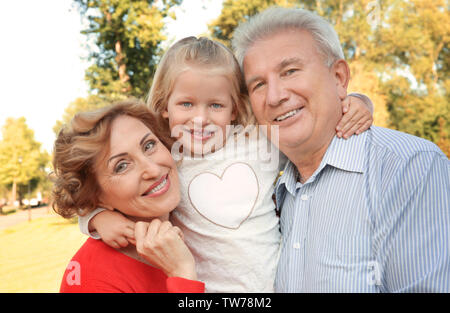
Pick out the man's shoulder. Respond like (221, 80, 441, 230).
(368, 126, 445, 162)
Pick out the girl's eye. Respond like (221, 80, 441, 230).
(211, 103, 223, 109)
(181, 102, 192, 108)
(114, 161, 128, 173)
(144, 139, 156, 152)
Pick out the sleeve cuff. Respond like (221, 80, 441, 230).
(78, 207, 107, 239)
(348, 92, 374, 113)
(166, 277, 205, 293)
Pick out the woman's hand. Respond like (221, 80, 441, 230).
(135, 219, 197, 281)
(336, 94, 374, 139)
(90, 210, 136, 248)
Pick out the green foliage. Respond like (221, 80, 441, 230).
(53, 95, 109, 135)
(54, 0, 184, 137)
(74, 0, 182, 99)
(209, 0, 449, 156)
(0, 118, 50, 202)
(209, 0, 299, 47)
(378, 0, 449, 155)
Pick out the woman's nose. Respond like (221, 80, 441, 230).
(140, 158, 161, 180)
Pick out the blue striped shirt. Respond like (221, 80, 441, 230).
(274, 126, 449, 292)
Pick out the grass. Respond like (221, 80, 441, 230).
(0, 215, 87, 292)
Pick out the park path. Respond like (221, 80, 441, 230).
(0, 206, 55, 231)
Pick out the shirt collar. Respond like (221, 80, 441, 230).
(276, 161, 298, 196)
(322, 131, 368, 174)
(274, 160, 297, 210)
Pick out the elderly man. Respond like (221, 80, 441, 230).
(232, 7, 449, 292)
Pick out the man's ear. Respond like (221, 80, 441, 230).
(332, 59, 350, 100)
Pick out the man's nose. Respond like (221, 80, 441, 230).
(266, 78, 288, 107)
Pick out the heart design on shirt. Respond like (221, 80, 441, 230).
(188, 162, 259, 229)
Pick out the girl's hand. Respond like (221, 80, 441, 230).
(336, 94, 374, 139)
(135, 219, 197, 281)
(90, 210, 136, 249)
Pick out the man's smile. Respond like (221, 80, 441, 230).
(273, 105, 304, 123)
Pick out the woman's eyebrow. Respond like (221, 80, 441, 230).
(108, 152, 128, 164)
(139, 132, 152, 146)
(107, 132, 152, 164)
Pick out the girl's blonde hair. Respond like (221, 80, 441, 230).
(147, 36, 255, 134)
(51, 99, 173, 218)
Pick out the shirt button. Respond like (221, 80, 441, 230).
(300, 194, 308, 201)
(293, 242, 301, 249)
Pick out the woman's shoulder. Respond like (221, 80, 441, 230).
(59, 238, 120, 291)
(59, 238, 170, 292)
(70, 237, 115, 265)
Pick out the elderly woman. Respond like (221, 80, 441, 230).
(52, 100, 204, 293)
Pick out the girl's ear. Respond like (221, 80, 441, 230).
(231, 105, 237, 122)
(162, 109, 169, 119)
(231, 111, 236, 122)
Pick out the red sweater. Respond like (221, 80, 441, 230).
(60, 238, 204, 293)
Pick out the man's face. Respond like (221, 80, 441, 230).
(243, 28, 347, 155)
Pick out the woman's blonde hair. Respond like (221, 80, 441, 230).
(51, 99, 173, 219)
(147, 36, 255, 134)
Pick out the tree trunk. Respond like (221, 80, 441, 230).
(115, 40, 131, 92)
(12, 178, 17, 207)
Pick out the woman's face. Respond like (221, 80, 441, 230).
(95, 115, 180, 219)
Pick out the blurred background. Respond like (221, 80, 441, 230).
(0, 0, 448, 292)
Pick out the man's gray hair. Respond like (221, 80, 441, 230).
(232, 6, 345, 68)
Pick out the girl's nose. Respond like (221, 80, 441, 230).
(192, 106, 210, 127)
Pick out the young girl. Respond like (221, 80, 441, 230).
(79, 36, 374, 292)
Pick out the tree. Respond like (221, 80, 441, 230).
(0, 118, 50, 206)
(53, 95, 109, 135)
(378, 0, 449, 155)
(209, 0, 299, 47)
(74, 0, 183, 100)
(54, 1, 184, 137)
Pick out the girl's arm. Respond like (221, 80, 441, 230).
(78, 208, 106, 239)
(336, 93, 374, 139)
(79, 209, 136, 248)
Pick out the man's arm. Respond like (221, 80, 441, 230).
(377, 150, 449, 292)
